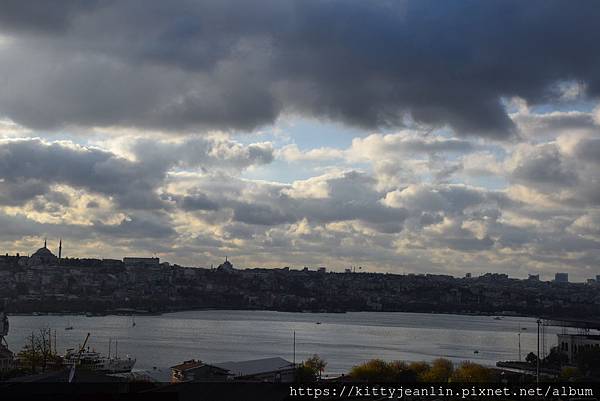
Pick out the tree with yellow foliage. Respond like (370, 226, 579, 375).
(450, 361, 493, 383)
(420, 358, 454, 382)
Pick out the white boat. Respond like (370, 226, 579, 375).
(64, 348, 136, 373)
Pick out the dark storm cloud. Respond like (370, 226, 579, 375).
(507, 139, 600, 206)
(0, 138, 273, 209)
(574, 137, 600, 165)
(1, 1, 600, 136)
(131, 138, 274, 170)
(188, 171, 409, 231)
(232, 203, 296, 226)
(0, 0, 104, 33)
(179, 193, 220, 212)
(0, 139, 165, 209)
(511, 145, 578, 188)
(94, 212, 176, 239)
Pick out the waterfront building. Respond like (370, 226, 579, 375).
(528, 274, 539, 281)
(170, 357, 296, 383)
(558, 333, 600, 364)
(170, 360, 230, 383)
(213, 357, 296, 383)
(0, 344, 14, 372)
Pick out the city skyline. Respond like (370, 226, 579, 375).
(1, 1, 600, 281)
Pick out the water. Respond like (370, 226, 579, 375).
(5, 310, 557, 375)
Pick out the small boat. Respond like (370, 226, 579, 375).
(65, 326, 74, 331)
(132, 316, 136, 327)
(493, 316, 502, 320)
(474, 350, 479, 354)
(316, 322, 322, 325)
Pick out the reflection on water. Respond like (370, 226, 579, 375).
(6, 311, 557, 374)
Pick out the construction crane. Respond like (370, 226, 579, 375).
(68, 332, 90, 383)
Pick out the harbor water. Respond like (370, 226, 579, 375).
(6, 310, 558, 375)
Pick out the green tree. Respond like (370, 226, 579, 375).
(304, 354, 327, 379)
(543, 346, 568, 367)
(295, 364, 317, 382)
(525, 352, 538, 366)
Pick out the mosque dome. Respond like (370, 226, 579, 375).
(31, 247, 56, 259)
(28, 240, 58, 266)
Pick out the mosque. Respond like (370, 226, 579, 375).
(28, 239, 62, 266)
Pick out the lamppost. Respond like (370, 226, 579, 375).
(536, 319, 541, 384)
(517, 326, 527, 361)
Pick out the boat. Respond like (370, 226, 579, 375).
(316, 322, 322, 325)
(64, 336, 135, 374)
(65, 326, 74, 331)
(64, 348, 136, 373)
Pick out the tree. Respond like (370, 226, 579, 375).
(349, 359, 392, 382)
(348, 359, 418, 382)
(408, 361, 430, 381)
(543, 346, 568, 367)
(295, 364, 317, 382)
(451, 361, 493, 383)
(525, 352, 538, 366)
(388, 360, 415, 381)
(16, 329, 59, 373)
(304, 354, 327, 379)
(421, 358, 454, 382)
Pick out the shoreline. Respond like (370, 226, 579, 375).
(8, 307, 529, 319)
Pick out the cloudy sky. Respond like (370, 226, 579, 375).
(1, 1, 599, 280)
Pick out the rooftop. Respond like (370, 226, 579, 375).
(170, 359, 204, 371)
(213, 357, 294, 377)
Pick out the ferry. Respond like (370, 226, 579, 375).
(64, 348, 136, 373)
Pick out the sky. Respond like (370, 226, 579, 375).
(0, 1, 599, 281)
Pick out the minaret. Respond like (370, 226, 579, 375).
(58, 239, 62, 260)
(44, 238, 47, 248)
